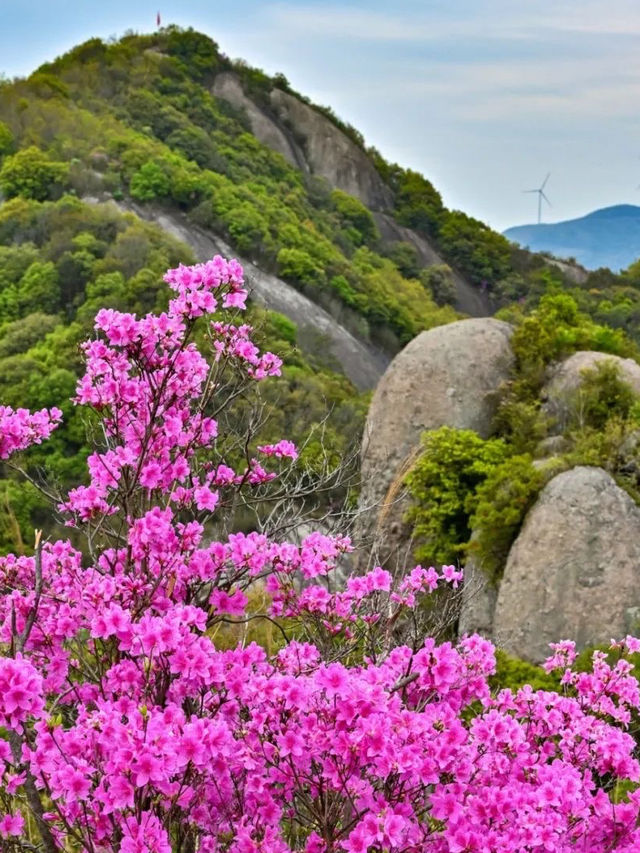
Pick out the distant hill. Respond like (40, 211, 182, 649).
(503, 205, 640, 271)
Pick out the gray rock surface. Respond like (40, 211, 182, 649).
(458, 549, 498, 638)
(356, 318, 514, 571)
(213, 73, 392, 210)
(212, 74, 490, 319)
(212, 73, 307, 172)
(543, 350, 640, 432)
(269, 89, 394, 211)
(90, 198, 389, 390)
(546, 257, 589, 285)
(493, 466, 640, 662)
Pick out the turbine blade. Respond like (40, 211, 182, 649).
(541, 172, 550, 190)
(541, 192, 552, 207)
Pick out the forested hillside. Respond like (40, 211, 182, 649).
(4, 25, 640, 554)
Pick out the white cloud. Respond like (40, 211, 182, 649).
(263, 0, 640, 43)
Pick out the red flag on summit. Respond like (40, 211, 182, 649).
(157, 11, 161, 28)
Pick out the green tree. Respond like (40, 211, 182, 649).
(438, 210, 511, 286)
(393, 169, 444, 236)
(0, 313, 59, 357)
(18, 261, 60, 315)
(277, 247, 326, 287)
(330, 189, 378, 246)
(420, 264, 457, 306)
(468, 455, 549, 582)
(129, 160, 171, 201)
(0, 120, 14, 157)
(0, 146, 69, 201)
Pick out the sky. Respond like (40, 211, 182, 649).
(1, 0, 640, 231)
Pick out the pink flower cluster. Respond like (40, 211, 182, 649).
(258, 439, 298, 461)
(58, 256, 283, 523)
(164, 256, 247, 316)
(3, 257, 640, 853)
(0, 404, 62, 459)
(0, 655, 44, 729)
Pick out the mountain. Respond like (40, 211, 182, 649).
(5, 25, 640, 555)
(503, 204, 640, 272)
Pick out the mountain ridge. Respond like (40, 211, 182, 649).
(504, 204, 640, 271)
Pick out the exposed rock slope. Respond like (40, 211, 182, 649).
(212, 72, 489, 318)
(212, 73, 307, 173)
(269, 89, 394, 211)
(373, 213, 490, 317)
(212, 72, 392, 211)
(99, 199, 390, 390)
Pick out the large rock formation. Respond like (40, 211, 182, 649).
(212, 73, 491, 319)
(105, 199, 390, 390)
(212, 72, 393, 211)
(493, 466, 640, 662)
(543, 350, 640, 433)
(212, 73, 307, 173)
(269, 89, 394, 211)
(357, 318, 514, 571)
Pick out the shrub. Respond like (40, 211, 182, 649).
(420, 264, 457, 306)
(129, 159, 171, 201)
(468, 454, 551, 582)
(2, 259, 640, 851)
(330, 189, 378, 246)
(404, 426, 508, 565)
(565, 361, 638, 433)
(2, 259, 640, 852)
(0, 120, 14, 157)
(277, 246, 326, 287)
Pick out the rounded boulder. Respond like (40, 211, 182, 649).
(357, 318, 514, 570)
(493, 466, 640, 662)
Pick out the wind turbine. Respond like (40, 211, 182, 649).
(523, 173, 551, 224)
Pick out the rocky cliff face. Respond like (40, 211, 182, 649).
(212, 72, 393, 211)
(373, 213, 490, 317)
(212, 73, 307, 173)
(269, 89, 394, 212)
(356, 318, 514, 572)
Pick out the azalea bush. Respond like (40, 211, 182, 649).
(2, 257, 640, 852)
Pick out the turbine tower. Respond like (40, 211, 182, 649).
(523, 173, 551, 224)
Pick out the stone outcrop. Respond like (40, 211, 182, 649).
(103, 199, 390, 390)
(543, 350, 640, 433)
(493, 466, 640, 662)
(212, 73, 393, 211)
(212, 73, 307, 172)
(357, 318, 514, 571)
(212, 73, 493, 319)
(269, 89, 394, 211)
